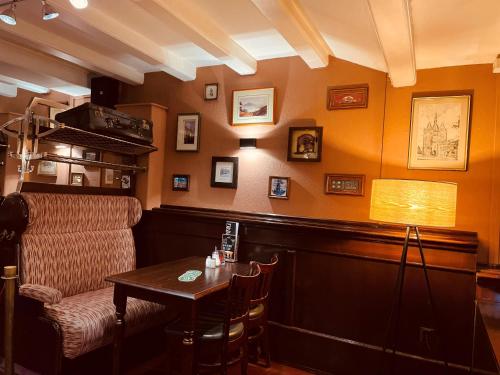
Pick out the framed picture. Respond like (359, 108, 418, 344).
(121, 175, 131, 189)
(408, 94, 472, 170)
(176, 113, 201, 152)
(104, 169, 115, 185)
(287, 127, 323, 162)
(268, 176, 290, 199)
(172, 174, 190, 191)
(37, 160, 57, 176)
(82, 150, 101, 162)
(70, 172, 84, 186)
(205, 83, 218, 100)
(232, 87, 275, 126)
(211, 157, 238, 188)
(327, 84, 369, 110)
(325, 174, 365, 196)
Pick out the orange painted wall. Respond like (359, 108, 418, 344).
(121, 57, 500, 263)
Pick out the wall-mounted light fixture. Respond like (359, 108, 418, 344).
(0, 0, 85, 26)
(239, 138, 257, 149)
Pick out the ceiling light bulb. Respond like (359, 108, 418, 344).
(42, 1, 59, 21)
(0, 4, 16, 26)
(69, 0, 88, 9)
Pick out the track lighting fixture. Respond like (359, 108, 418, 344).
(0, 0, 87, 26)
(0, 2, 16, 25)
(41, 0, 59, 20)
(69, 0, 87, 9)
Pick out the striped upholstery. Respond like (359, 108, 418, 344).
(19, 193, 168, 359)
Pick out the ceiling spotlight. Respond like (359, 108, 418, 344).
(0, 3, 16, 26)
(69, 0, 87, 9)
(41, 1, 59, 20)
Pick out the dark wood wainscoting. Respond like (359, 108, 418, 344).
(133, 205, 480, 374)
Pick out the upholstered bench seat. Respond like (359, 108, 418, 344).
(44, 287, 169, 359)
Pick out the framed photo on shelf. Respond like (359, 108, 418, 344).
(327, 84, 369, 110)
(211, 157, 238, 188)
(324, 174, 365, 196)
(205, 83, 218, 100)
(70, 172, 84, 186)
(37, 160, 57, 176)
(82, 149, 101, 162)
(408, 93, 472, 170)
(176, 113, 201, 152)
(268, 176, 290, 199)
(172, 174, 190, 191)
(287, 127, 323, 162)
(232, 87, 275, 126)
(121, 175, 131, 189)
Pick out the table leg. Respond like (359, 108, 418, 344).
(181, 302, 198, 375)
(112, 285, 127, 375)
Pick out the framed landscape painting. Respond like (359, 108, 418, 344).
(232, 88, 275, 125)
(176, 113, 200, 152)
(408, 94, 472, 170)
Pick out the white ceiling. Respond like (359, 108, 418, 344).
(0, 0, 498, 98)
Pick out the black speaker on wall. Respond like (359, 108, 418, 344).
(90, 76, 120, 108)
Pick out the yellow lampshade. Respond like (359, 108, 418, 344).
(370, 179, 457, 227)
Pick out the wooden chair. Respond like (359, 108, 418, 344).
(165, 262, 261, 375)
(247, 254, 279, 367)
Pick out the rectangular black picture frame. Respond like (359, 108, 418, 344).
(211, 157, 238, 189)
(172, 174, 190, 191)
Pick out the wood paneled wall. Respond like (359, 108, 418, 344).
(133, 205, 483, 374)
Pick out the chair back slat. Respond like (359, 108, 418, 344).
(226, 263, 261, 325)
(251, 254, 279, 305)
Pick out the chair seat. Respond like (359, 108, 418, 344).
(44, 287, 170, 359)
(249, 303, 265, 320)
(165, 314, 244, 341)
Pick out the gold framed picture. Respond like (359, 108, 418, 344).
(37, 160, 57, 176)
(70, 172, 84, 186)
(232, 88, 275, 126)
(408, 94, 472, 171)
(325, 174, 365, 196)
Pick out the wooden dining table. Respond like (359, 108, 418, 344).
(105, 256, 250, 375)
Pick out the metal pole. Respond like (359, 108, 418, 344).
(379, 226, 411, 374)
(3, 266, 17, 375)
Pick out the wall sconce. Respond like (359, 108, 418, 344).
(239, 138, 257, 149)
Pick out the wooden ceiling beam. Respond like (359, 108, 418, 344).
(133, 0, 257, 75)
(0, 19, 144, 85)
(367, 0, 416, 87)
(250, 0, 331, 69)
(50, 0, 196, 81)
(0, 39, 89, 90)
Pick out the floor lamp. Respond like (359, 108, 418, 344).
(370, 179, 457, 373)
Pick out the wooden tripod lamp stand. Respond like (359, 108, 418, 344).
(370, 179, 458, 372)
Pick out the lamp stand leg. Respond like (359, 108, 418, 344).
(379, 226, 411, 374)
(415, 227, 449, 370)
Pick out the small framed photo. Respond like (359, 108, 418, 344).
(408, 93, 472, 170)
(172, 174, 190, 191)
(121, 175, 131, 189)
(232, 87, 275, 126)
(211, 157, 238, 188)
(205, 83, 218, 100)
(176, 113, 201, 152)
(325, 174, 365, 196)
(82, 149, 101, 162)
(37, 160, 57, 176)
(70, 172, 84, 186)
(327, 84, 369, 110)
(287, 127, 323, 162)
(268, 176, 290, 199)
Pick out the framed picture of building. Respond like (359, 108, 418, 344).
(408, 94, 472, 170)
(287, 127, 323, 162)
(176, 113, 201, 152)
